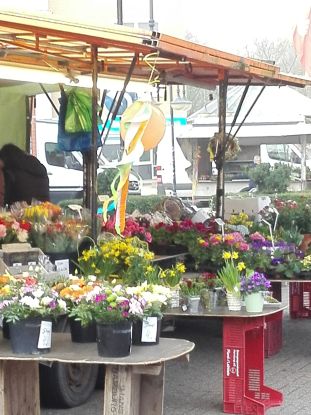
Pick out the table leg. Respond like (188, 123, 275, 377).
(0, 360, 40, 415)
(223, 317, 283, 415)
(103, 364, 164, 415)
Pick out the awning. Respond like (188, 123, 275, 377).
(0, 11, 309, 90)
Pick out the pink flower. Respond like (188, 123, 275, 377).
(0, 224, 7, 238)
(249, 232, 266, 242)
(237, 242, 250, 251)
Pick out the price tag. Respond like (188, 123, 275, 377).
(54, 259, 70, 276)
(37, 320, 52, 349)
(28, 261, 37, 266)
(12, 263, 22, 267)
(141, 317, 158, 342)
(182, 304, 188, 312)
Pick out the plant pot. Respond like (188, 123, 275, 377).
(188, 296, 201, 313)
(9, 316, 52, 355)
(45, 251, 78, 275)
(226, 293, 242, 311)
(69, 318, 96, 343)
(2, 318, 10, 339)
(200, 289, 217, 311)
(132, 317, 162, 345)
(96, 320, 132, 357)
(245, 292, 264, 313)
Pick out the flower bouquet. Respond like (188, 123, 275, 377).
(0, 211, 31, 245)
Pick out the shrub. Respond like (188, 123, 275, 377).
(247, 163, 292, 193)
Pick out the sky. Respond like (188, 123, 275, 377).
(1, 0, 311, 56)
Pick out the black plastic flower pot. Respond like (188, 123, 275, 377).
(132, 317, 162, 346)
(69, 318, 96, 343)
(96, 320, 132, 357)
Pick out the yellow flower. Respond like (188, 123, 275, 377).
(223, 251, 231, 260)
(232, 251, 239, 260)
(237, 262, 246, 271)
(176, 263, 186, 273)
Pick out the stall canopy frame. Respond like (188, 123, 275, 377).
(0, 11, 309, 237)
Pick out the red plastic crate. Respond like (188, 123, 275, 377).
(264, 312, 283, 358)
(290, 282, 311, 318)
(223, 314, 283, 414)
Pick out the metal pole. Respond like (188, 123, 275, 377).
(169, 85, 177, 196)
(117, 0, 123, 25)
(215, 72, 228, 219)
(90, 45, 99, 241)
(301, 134, 307, 191)
(149, 0, 155, 31)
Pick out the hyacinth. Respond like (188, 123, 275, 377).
(240, 272, 271, 295)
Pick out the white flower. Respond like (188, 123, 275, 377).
(128, 298, 144, 316)
(41, 296, 54, 306)
(71, 284, 81, 291)
(17, 229, 28, 243)
(58, 299, 67, 311)
(20, 296, 40, 309)
(88, 275, 97, 282)
(32, 288, 44, 298)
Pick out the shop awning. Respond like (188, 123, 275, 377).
(0, 11, 309, 89)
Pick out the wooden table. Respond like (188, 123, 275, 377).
(0, 333, 194, 415)
(165, 305, 286, 415)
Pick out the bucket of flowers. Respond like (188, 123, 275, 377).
(127, 282, 171, 345)
(0, 274, 67, 354)
(91, 283, 132, 357)
(77, 235, 154, 282)
(54, 274, 103, 343)
(240, 271, 271, 313)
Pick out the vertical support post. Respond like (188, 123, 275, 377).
(90, 45, 99, 241)
(117, 0, 123, 25)
(169, 85, 177, 196)
(300, 134, 307, 191)
(149, 0, 155, 31)
(216, 72, 228, 219)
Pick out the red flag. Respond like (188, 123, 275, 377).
(293, 9, 311, 76)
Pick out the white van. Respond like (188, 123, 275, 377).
(34, 120, 141, 202)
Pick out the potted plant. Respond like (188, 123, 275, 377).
(91, 284, 132, 357)
(217, 251, 245, 311)
(180, 279, 207, 312)
(77, 236, 154, 284)
(240, 271, 271, 312)
(127, 282, 171, 345)
(0, 275, 67, 354)
(55, 275, 102, 343)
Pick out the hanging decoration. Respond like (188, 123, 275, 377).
(103, 100, 165, 234)
(103, 51, 165, 234)
(207, 132, 240, 169)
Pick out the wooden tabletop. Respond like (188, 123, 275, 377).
(164, 305, 287, 318)
(0, 333, 195, 366)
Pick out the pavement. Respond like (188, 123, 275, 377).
(42, 283, 311, 415)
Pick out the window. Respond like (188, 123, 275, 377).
(45, 143, 82, 170)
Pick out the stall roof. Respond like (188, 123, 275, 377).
(0, 11, 309, 89)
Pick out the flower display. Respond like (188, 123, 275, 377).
(126, 282, 171, 318)
(227, 212, 253, 228)
(0, 275, 67, 323)
(23, 201, 62, 222)
(0, 212, 31, 244)
(77, 236, 154, 282)
(240, 272, 271, 296)
(180, 278, 207, 297)
(91, 284, 130, 324)
(102, 216, 152, 243)
(30, 218, 89, 253)
(216, 251, 246, 295)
